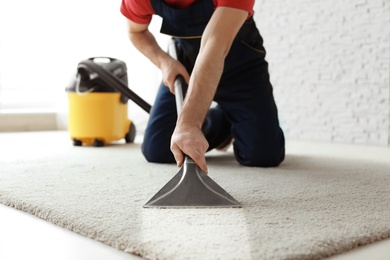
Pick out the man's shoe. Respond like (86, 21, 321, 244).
(216, 135, 233, 151)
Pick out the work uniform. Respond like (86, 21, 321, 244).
(122, 0, 285, 167)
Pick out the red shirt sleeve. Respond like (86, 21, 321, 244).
(120, 0, 155, 24)
(120, 0, 254, 24)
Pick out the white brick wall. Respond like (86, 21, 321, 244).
(254, 0, 390, 146)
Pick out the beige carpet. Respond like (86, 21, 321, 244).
(0, 131, 389, 260)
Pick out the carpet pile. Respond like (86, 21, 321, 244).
(0, 131, 389, 260)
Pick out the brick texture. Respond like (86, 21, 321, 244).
(254, 0, 390, 146)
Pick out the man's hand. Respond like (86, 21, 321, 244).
(170, 122, 209, 173)
(160, 58, 190, 94)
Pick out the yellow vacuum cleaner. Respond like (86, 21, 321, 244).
(66, 57, 151, 147)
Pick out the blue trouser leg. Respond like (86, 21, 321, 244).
(141, 83, 232, 163)
(141, 83, 177, 163)
(202, 106, 232, 150)
(216, 86, 285, 167)
(214, 40, 285, 167)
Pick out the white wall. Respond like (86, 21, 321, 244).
(0, 0, 168, 131)
(253, 0, 390, 146)
(1, 1, 389, 146)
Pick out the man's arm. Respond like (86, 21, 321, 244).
(126, 19, 190, 92)
(170, 7, 248, 173)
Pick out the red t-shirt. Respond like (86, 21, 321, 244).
(120, 0, 254, 24)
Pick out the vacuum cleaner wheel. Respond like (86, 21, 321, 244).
(93, 139, 105, 147)
(73, 139, 82, 146)
(125, 122, 136, 143)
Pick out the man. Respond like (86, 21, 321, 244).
(120, 0, 285, 173)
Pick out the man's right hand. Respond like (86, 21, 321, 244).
(160, 58, 190, 94)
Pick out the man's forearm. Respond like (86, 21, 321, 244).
(177, 7, 247, 130)
(178, 40, 224, 129)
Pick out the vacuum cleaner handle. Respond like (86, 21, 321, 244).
(77, 60, 152, 113)
(168, 39, 198, 166)
(168, 39, 185, 113)
(174, 76, 185, 113)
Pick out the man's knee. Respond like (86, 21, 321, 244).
(236, 148, 285, 167)
(141, 140, 175, 164)
(233, 136, 285, 167)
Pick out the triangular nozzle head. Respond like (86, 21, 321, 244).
(143, 158, 242, 208)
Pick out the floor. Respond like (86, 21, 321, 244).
(0, 204, 389, 260)
(0, 204, 141, 260)
(1, 131, 390, 259)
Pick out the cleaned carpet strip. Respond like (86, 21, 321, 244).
(0, 131, 389, 260)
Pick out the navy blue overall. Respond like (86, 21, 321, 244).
(142, 0, 285, 167)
